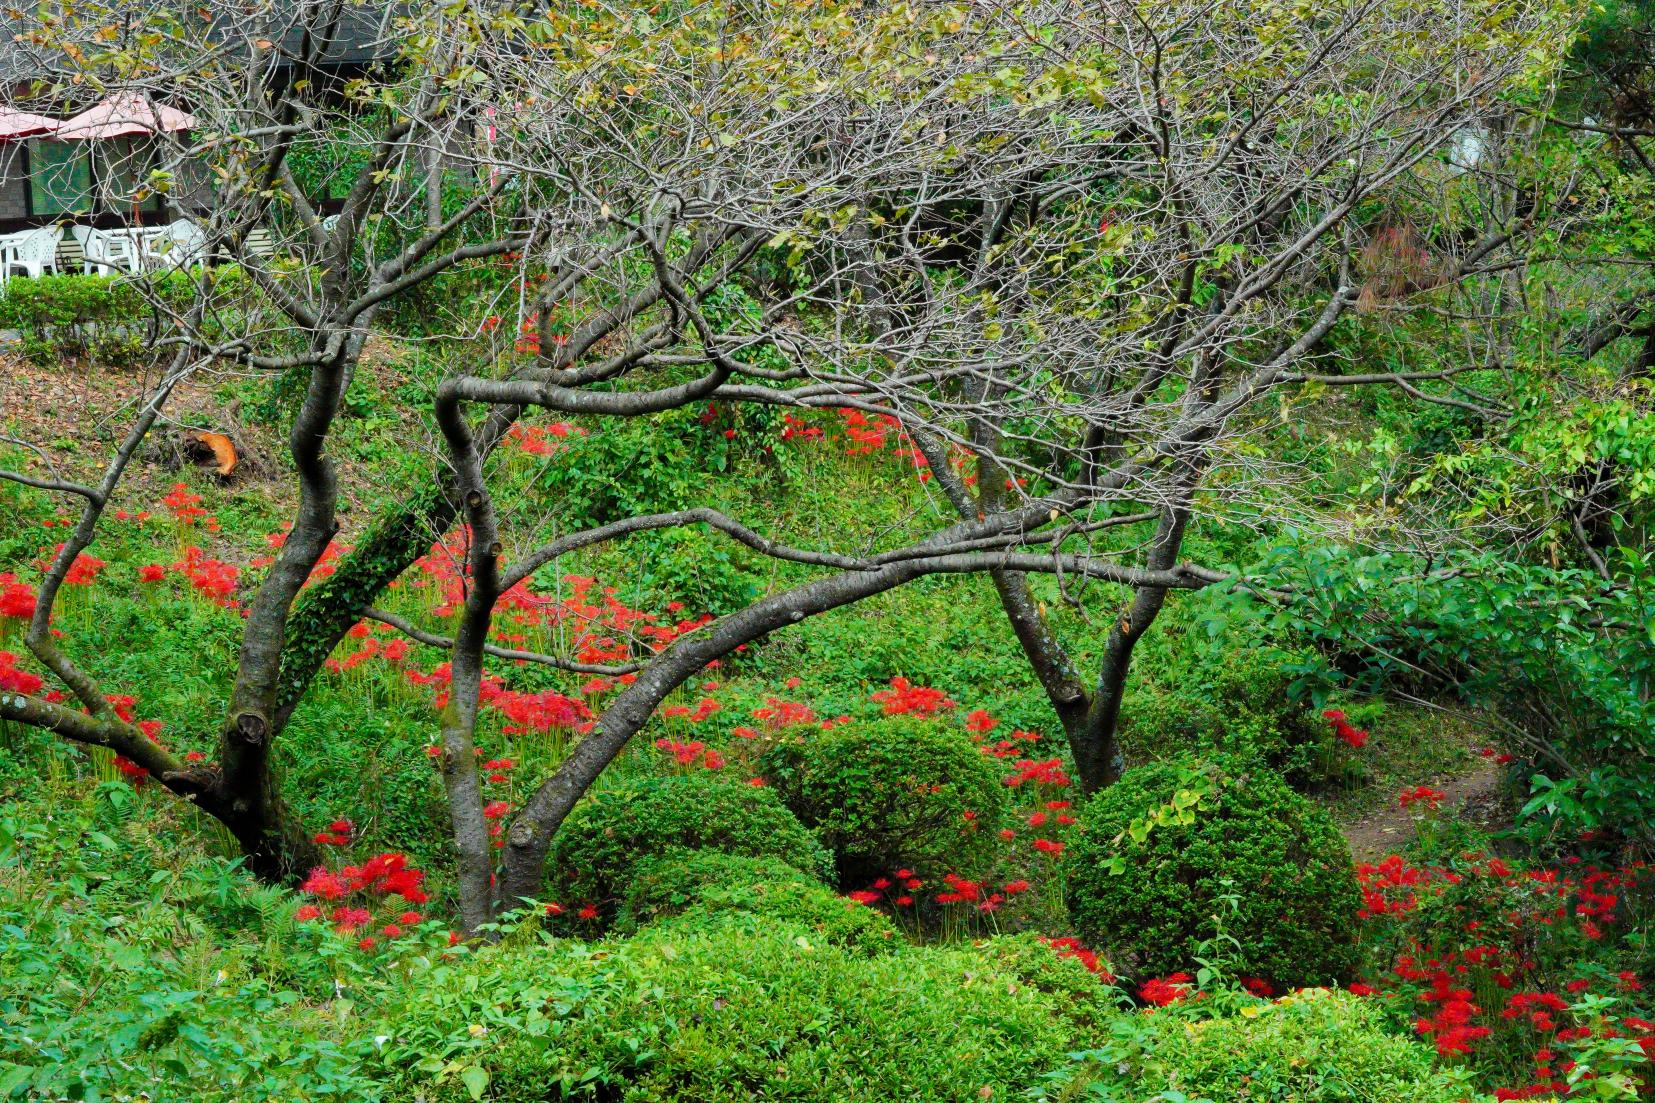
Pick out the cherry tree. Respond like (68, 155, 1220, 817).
(0, 0, 1568, 929)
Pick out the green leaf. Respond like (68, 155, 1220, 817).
(460, 1065, 489, 1101)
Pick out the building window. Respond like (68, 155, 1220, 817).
(28, 139, 91, 215)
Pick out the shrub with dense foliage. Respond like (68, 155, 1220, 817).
(1041, 988, 1473, 1103)
(544, 774, 833, 918)
(1067, 755, 1361, 988)
(615, 848, 900, 952)
(0, 269, 248, 367)
(759, 716, 1008, 883)
(384, 915, 1081, 1103)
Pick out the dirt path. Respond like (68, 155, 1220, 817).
(1342, 756, 1508, 862)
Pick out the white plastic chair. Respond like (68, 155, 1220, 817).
(141, 219, 208, 270)
(72, 225, 142, 275)
(0, 226, 63, 280)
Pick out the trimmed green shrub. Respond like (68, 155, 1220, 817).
(385, 920, 1084, 1103)
(1120, 642, 1348, 787)
(759, 715, 1008, 884)
(0, 268, 247, 367)
(973, 933, 1120, 1030)
(1066, 755, 1360, 988)
(617, 848, 901, 952)
(545, 774, 833, 916)
(1126, 988, 1467, 1102)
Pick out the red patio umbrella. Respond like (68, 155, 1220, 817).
(0, 109, 59, 140)
(55, 93, 197, 140)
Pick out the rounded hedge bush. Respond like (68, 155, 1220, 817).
(387, 919, 1084, 1103)
(758, 715, 1007, 884)
(974, 934, 1120, 1029)
(1133, 988, 1467, 1102)
(1065, 755, 1359, 988)
(546, 774, 833, 914)
(616, 848, 901, 953)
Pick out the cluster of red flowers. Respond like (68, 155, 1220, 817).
(406, 543, 710, 667)
(751, 696, 829, 731)
(871, 675, 956, 716)
(654, 737, 725, 770)
(1350, 849, 1652, 1095)
(297, 850, 430, 951)
(174, 546, 241, 607)
(84, 694, 166, 781)
(1139, 972, 1195, 1007)
(1004, 757, 1071, 788)
(1321, 708, 1369, 749)
(251, 527, 349, 589)
(662, 696, 722, 725)
(0, 651, 43, 695)
(1398, 785, 1447, 811)
(979, 730, 1045, 759)
(162, 482, 214, 529)
(505, 421, 584, 456)
(1413, 971, 1493, 1055)
(0, 573, 36, 621)
(313, 818, 354, 847)
(60, 549, 106, 587)
(836, 408, 903, 455)
(510, 318, 567, 357)
(1042, 936, 1114, 980)
(324, 620, 411, 674)
(778, 413, 822, 441)
(847, 868, 1037, 915)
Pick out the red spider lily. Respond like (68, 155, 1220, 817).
(935, 873, 982, 904)
(1398, 786, 1446, 810)
(1032, 838, 1064, 855)
(1042, 936, 1114, 981)
(301, 869, 347, 900)
(137, 564, 167, 583)
(1322, 708, 1369, 749)
(174, 546, 240, 607)
(162, 482, 209, 525)
(114, 757, 148, 782)
(1139, 973, 1193, 1007)
(1004, 758, 1071, 788)
(0, 652, 43, 696)
(752, 697, 817, 730)
(871, 675, 955, 716)
(0, 574, 37, 620)
(57, 549, 105, 586)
